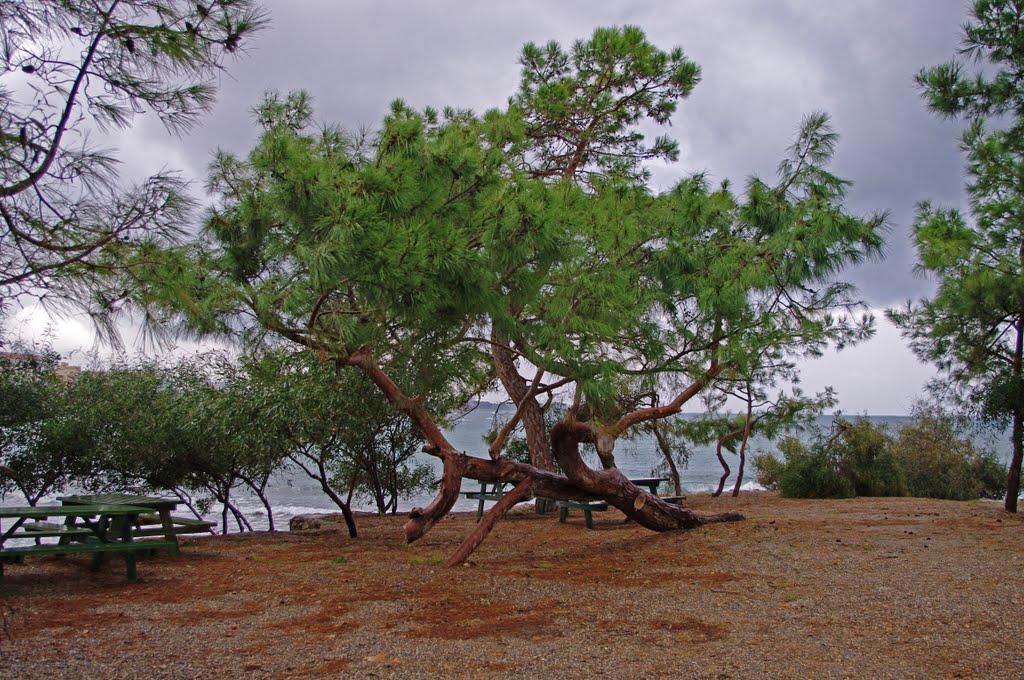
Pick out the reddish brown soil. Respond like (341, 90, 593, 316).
(2, 493, 1023, 678)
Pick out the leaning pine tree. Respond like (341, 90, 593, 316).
(133, 27, 885, 564)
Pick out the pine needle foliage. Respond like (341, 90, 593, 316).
(889, 0, 1024, 510)
(0, 0, 267, 344)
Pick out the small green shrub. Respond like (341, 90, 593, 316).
(753, 452, 783, 491)
(833, 419, 907, 497)
(892, 406, 1006, 500)
(771, 436, 855, 499)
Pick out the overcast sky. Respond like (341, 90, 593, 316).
(16, 0, 975, 414)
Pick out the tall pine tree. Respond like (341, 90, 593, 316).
(890, 0, 1024, 511)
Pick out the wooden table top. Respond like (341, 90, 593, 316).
(59, 493, 179, 510)
(0, 504, 155, 518)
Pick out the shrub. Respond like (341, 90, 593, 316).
(758, 436, 855, 499)
(757, 409, 1007, 502)
(832, 419, 907, 497)
(753, 452, 784, 491)
(892, 406, 1006, 500)
(755, 418, 905, 499)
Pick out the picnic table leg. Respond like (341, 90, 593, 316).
(584, 509, 594, 529)
(121, 514, 139, 581)
(59, 515, 76, 546)
(476, 481, 486, 521)
(559, 505, 569, 524)
(91, 516, 112, 570)
(158, 510, 180, 556)
(125, 553, 138, 582)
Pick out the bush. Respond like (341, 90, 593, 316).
(833, 419, 907, 497)
(755, 421, 901, 499)
(752, 452, 783, 491)
(892, 407, 1006, 500)
(756, 409, 1007, 501)
(759, 436, 855, 499)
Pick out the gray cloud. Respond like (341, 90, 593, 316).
(118, 0, 970, 307)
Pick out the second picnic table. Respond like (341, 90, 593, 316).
(556, 476, 675, 528)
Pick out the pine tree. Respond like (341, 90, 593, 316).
(0, 0, 267, 342)
(889, 0, 1024, 511)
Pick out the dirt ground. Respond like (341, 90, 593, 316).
(1, 492, 1022, 679)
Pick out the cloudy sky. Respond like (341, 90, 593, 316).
(16, 0, 975, 414)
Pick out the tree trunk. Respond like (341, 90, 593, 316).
(651, 422, 683, 495)
(1008, 322, 1024, 512)
(338, 503, 358, 538)
(350, 350, 742, 562)
(227, 500, 252, 532)
(349, 351, 471, 542)
(170, 488, 207, 524)
(713, 429, 740, 497)
(445, 478, 533, 567)
(491, 337, 553, 472)
(732, 394, 755, 497)
(240, 475, 276, 532)
(288, 452, 359, 537)
(257, 488, 275, 532)
(550, 421, 743, 531)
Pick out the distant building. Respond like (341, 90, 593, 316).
(0, 351, 82, 383)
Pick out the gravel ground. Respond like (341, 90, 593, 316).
(2, 492, 1022, 679)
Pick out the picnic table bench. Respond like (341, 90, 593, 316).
(0, 504, 177, 582)
(461, 481, 554, 519)
(555, 499, 609, 529)
(462, 481, 519, 520)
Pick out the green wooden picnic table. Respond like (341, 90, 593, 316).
(0, 503, 152, 540)
(59, 493, 214, 548)
(61, 493, 179, 551)
(628, 477, 670, 494)
(0, 504, 176, 582)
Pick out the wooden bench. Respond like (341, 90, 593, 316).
(134, 514, 216, 536)
(0, 539, 177, 582)
(555, 500, 609, 529)
(20, 521, 94, 539)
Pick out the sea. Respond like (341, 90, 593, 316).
(3, 408, 1011, 533)
(223, 409, 1010, 533)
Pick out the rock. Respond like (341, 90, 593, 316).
(288, 513, 348, 532)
